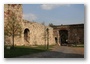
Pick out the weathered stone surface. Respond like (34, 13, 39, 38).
(4, 4, 55, 46)
(50, 24, 84, 45)
(4, 4, 84, 46)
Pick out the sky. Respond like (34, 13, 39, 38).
(22, 4, 84, 25)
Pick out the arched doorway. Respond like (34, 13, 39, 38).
(24, 28, 30, 43)
(55, 37, 58, 43)
(59, 30, 68, 46)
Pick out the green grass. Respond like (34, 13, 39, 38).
(4, 45, 54, 58)
(34, 45, 55, 50)
(72, 44, 84, 48)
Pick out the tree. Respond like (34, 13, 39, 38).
(41, 22, 45, 25)
(46, 28, 49, 50)
(4, 11, 22, 48)
(49, 23, 53, 26)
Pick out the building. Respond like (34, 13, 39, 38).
(4, 4, 84, 46)
(4, 4, 55, 46)
(50, 24, 84, 46)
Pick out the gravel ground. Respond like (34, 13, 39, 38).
(18, 45, 84, 58)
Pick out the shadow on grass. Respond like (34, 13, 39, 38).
(4, 46, 48, 58)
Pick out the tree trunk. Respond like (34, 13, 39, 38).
(12, 24, 14, 49)
(47, 28, 49, 50)
(12, 34, 14, 48)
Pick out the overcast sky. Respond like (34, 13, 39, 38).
(22, 4, 84, 25)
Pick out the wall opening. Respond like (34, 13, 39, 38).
(55, 37, 57, 43)
(24, 28, 30, 43)
(59, 30, 68, 46)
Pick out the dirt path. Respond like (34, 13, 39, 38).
(18, 45, 84, 58)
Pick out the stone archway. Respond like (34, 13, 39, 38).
(24, 28, 30, 43)
(59, 30, 68, 46)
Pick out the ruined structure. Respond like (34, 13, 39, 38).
(50, 24, 84, 46)
(4, 4, 84, 46)
(4, 4, 55, 46)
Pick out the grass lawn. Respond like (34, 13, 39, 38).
(72, 44, 84, 48)
(4, 45, 54, 58)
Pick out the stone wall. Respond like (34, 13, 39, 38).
(68, 24, 84, 44)
(4, 4, 55, 46)
(4, 4, 84, 46)
(50, 24, 84, 45)
(4, 4, 23, 25)
(20, 20, 55, 46)
(4, 4, 23, 46)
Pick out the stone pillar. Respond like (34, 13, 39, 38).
(57, 30, 60, 46)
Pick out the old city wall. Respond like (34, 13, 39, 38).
(22, 20, 55, 46)
(68, 25, 84, 44)
(51, 24, 84, 45)
(4, 4, 23, 46)
(4, 4, 55, 46)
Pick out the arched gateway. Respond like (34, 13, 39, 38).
(59, 30, 68, 46)
(24, 28, 30, 43)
